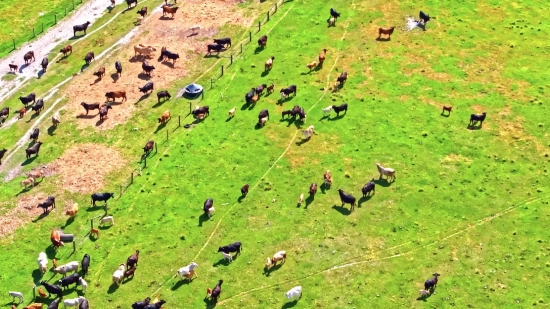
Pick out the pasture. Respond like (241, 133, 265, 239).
(0, 0, 549, 308)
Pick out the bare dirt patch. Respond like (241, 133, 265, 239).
(65, 0, 253, 130)
(0, 193, 46, 237)
(48, 143, 126, 193)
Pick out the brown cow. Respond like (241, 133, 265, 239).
(105, 90, 127, 103)
(19, 107, 26, 119)
(162, 5, 179, 18)
(158, 110, 170, 124)
(134, 44, 156, 58)
(9, 63, 18, 72)
(50, 230, 64, 249)
(378, 27, 395, 39)
(93, 66, 105, 79)
(319, 49, 327, 66)
(60, 45, 73, 56)
(24, 51, 35, 64)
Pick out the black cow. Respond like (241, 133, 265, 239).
(132, 297, 151, 309)
(191, 106, 210, 117)
(157, 90, 171, 103)
(258, 109, 269, 121)
(144, 300, 165, 309)
(0, 148, 7, 165)
(218, 242, 242, 255)
(19, 93, 36, 107)
(41, 57, 49, 73)
(32, 99, 44, 114)
(280, 85, 297, 99)
(0, 107, 8, 119)
(126, 0, 138, 9)
(37, 196, 55, 213)
(241, 184, 249, 196)
(207, 44, 224, 54)
(257, 35, 267, 48)
(338, 189, 356, 212)
(158, 50, 180, 63)
(291, 105, 301, 119)
(297, 107, 306, 122)
(139, 81, 154, 94)
(255, 84, 267, 96)
(332, 103, 348, 116)
(40, 281, 63, 298)
(143, 140, 154, 153)
(73, 21, 91, 37)
(425, 273, 440, 291)
(25, 141, 43, 159)
(30, 128, 40, 142)
(81, 102, 100, 115)
(210, 280, 223, 302)
(245, 88, 255, 103)
(137, 6, 147, 17)
(337, 71, 347, 85)
(330, 8, 341, 19)
(79, 299, 89, 309)
(58, 273, 80, 290)
(203, 198, 213, 215)
(84, 51, 95, 65)
(419, 11, 431, 24)
(115, 61, 123, 77)
(99, 104, 112, 121)
(91, 192, 115, 206)
(141, 61, 155, 76)
(213, 38, 231, 47)
(47, 299, 60, 309)
(82, 254, 90, 277)
(361, 179, 375, 197)
(469, 112, 487, 127)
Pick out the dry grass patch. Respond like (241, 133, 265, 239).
(0, 193, 47, 237)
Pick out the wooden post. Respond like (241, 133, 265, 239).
(240, 43, 243, 54)
(189, 102, 191, 114)
(65, 7, 67, 16)
(178, 115, 181, 127)
(267, 11, 270, 21)
(230, 54, 233, 64)
(120, 185, 122, 197)
(12, 38, 15, 50)
(275, 2, 277, 13)
(258, 21, 261, 32)
(202, 91, 204, 99)
(33, 28, 35, 37)
(144, 156, 147, 168)
(72, 241, 76, 253)
(131, 171, 134, 184)
(90, 219, 94, 229)
(155, 143, 158, 154)
(42, 23, 44, 33)
(72, 0, 75, 10)
(249, 32, 252, 42)
(55, 14, 57, 25)
(221, 65, 224, 76)
(211, 78, 213, 89)
(33, 287, 36, 300)
(105, 203, 108, 216)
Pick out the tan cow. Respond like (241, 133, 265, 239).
(134, 44, 157, 58)
(158, 110, 171, 124)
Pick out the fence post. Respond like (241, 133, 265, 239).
(275, 2, 277, 13)
(258, 21, 261, 32)
(105, 203, 108, 216)
(90, 219, 94, 229)
(178, 115, 181, 127)
(240, 43, 243, 54)
(189, 102, 191, 114)
(73, 0, 75, 9)
(202, 91, 204, 99)
(267, 11, 270, 21)
(221, 65, 224, 77)
(249, 32, 252, 42)
(144, 156, 147, 168)
(12, 39, 15, 50)
(33, 287, 36, 300)
(131, 171, 134, 184)
(120, 185, 122, 197)
(211, 78, 213, 89)
(33, 28, 35, 38)
(155, 143, 158, 154)
(166, 130, 168, 140)
(42, 23, 44, 33)
(230, 54, 233, 65)
(72, 242, 76, 253)
(55, 14, 57, 25)
(65, 7, 67, 16)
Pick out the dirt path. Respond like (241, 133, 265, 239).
(0, 0, 127, 104)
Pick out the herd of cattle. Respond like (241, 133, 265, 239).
(0, 3, 495, 307)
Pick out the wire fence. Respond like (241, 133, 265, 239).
(0, 0, 85, 57)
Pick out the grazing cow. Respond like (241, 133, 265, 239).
(93, 65, 105, 79)
(285, 286, 303, 301)
(81, 253, 90, 277)
(25, 141, 43, 159)
(19, 93, 36, 107)
(328, 16, 335, 27)
(99, 104, 112, 121)
(105, 90, 127, 102)
(139, 81, 154, 94)
(126, 250, 140, 269)
(115, 61, 122, 76)
(81, 102, 101, 115)
(297, 107, 306, 122)
(84, 52, 95, 65)
(0, 107, 8, 120)
(143, 140, 154, 154)
(158, 49, 180, 63)
(37, 196, 55, 213)
(280, 85, 297, 99)
(162, 5, 179, 17)
(0, 148, 6, 165)
(442, 105, 452, 115)
(207, 44, 224, 54)
(306, 61, 317, 71)
(19, 107, 27, 119)
(9, 63, 18, 72)
(158, 110, 170, 124)
(419, 11, 431, 24)
(132, 297, 151, 309)
(424, 273, 440, 291)
(207, 280, 223, 302)
(91, 192, 115, 206)
(20, 177, 35, 188)
(319, 49, 327, 65)
(267, 83, 274, 93)
(73, 21, 91, 37)
(192, 106, 210, 117)
(134, 44, 156, 58)
(302, 125, 314, 140)
(137, 6, 147, 17)
(245, 88, 255, 103)
(376, 163, 396, 182)
(265, 56, 274, 71)
(40, 281, 63, 299)
(60, 45, 72, 56)
(258, 35, 267, 48)
(30, 128, 40, 142)
(332, 103, 348, 116)
(309, 182, 317, 197)
(218, 242, 242, 255)
(338, 189, 356, 212)
(126, 0, 138, 9)
(41, 57, 49, 73)
(281, 110, 293, 119)
(337, 71, 347, 85)
(255, 84, 268, 96)
(330, 8, 341, 19)
(24, 51, 35, 64)
(141, 61, 155, 76)
(378, 26, 395, 39)
(203, 198, 214, 217)
(361, 179, 375, 197)
(469, 112, 487, 127)
(241, 184, 249, 196)
(290, 105, 301, 119)
(58, 273, 80, 290)
(228, 106, 236, 118)
(213, 37, 231, 47)
(258, 109, 269, 122)
(32, 99, 45, 114)
(52, 112, 61, 126)
(157, 90, 171, 103)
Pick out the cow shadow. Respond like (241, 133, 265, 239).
(21, 156, 38, 166)
(240, 103, 250, 110)
(282, 301, 299, 309)
(69, 34, 86, 40)
(137, 73, 152, 80)
(86, 205, 105, 212)
(171, 279, 191, 290)
(136, 93, 152, 103)
(261, 70, 270, 77)
(225, 116, 234, 122)
(159, 16, 175, 20)
(110, 73, 120, 83)
(90, 77, 102, 85)
(19, 63, 30, 72)
(197, 213, 210, 227)
(202, 298, 218, 308)
(263, 264, 282, 276)
(31, 269, 44, 284)
(76, 113, 97, 119)
(80, 63, 90, 72)
(62, 216, 75, 228)
(467, 123, 482, 130)
(32, 212, 49, 222)
(212, 258, 231, 267)
(107, 284, 119, 294)
(304, 195, 314, 208)
(332, 205, 351, 216)
(186, 32, 198, 38)
(373, 178, 393, 187)
(161, 61, 175, 68)
(254, 47, 264, 54)
(37, 69, 45, 79)
(328, 113, 345, 121)
(95, 118, 105, 126)
(278, 96, 295, 104)
(57, 54, 71, 62)
(358, 195, 373, 207)
(27, 112, 40, 121)
(440, 112, 450, 118)
(254, 123, 265, 130)
(237, 195, 246, 203)
(154, 122, 167, 133)
(375, 37, 391, 42)
(295, 138, 309, 146)
(203, 54, 220, 59)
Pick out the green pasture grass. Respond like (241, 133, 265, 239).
(0, 0, 550, 308)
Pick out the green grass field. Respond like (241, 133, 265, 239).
(1, 0, 550, 308)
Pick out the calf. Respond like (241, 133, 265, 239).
(0, 148, 6, 165)
(115, 61, 122, 77)
(52, 111, 61, 126)
(280, 85, 297, 99)
(41, 57, 49, 73)
(442, 105, 452, 115)
(309, 182, 317, 197)
(29, 128, 40, 142)
(258, 35, 267, 48)
(419, 11, 431, 24)
(213, 37, 231, 47)
(378, 26, 395, 39)
(60, 45, 72, 56)
(19, 92, 36, 107)
(281, 110, 293, 119)
(203, 198, 214, 216)
(332, 103, 348, 116)
(361, 179, 375, 197)
(93, 66, 105, 79)
(91, 192, 115, 206)
(25, 141, 43, 159)
(105, 90, 127, 102)
(58, 273, 80, 290)
(255, 84, 268, 96)
(99, 104, 112, 121)
(264, 56, 274, 71)
(19, 107, 27, 119)
(73, 21, 91, 37)
(159, 49, 180, 63)
(158, 110, 170, 124)
(81, 102, 100, 115)
(338, 189, 356, 212)
(9, 63, 18, 72)
(24, 51, 35, 64)
(137, 6, 147, 17)
(207, 44, 225, 54)
(267, 83, 274, 93)
(143, 140, 154, 153)
(297, 107, 306, 122)
(37, 196, 56, 213)
(81, 254, 90, 277)
(218, 242, 242, 255)
(469, 112, 487, 127)
(0, 107, 9, 120)
(424, 273, 440, 291)
(127, 250, 140, 269)
(84, 52, 95, 65)
(208, 280, 223, 302)
(126, 0, 138, 9)
(162, 5, 179, 18)
(141, 61, 155, 77)
(319, 48, 327, 65)
(241, 184, 249, 196)
(291, 105, 301, 119)
(157, 90, 171, 103)
(139, 81, 154, 94)
(32, 99, 45, 114)
(337, 71, 347, 85)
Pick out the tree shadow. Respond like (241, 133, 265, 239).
(47, 125, 58, 136)
(31, 269, 44, 284)
(171, 278, 192, 290)
(110, 73, 120, 83)
(332, 205, 351, 216)
(358, 195, 373, 207)
(263, 264, 282, 277)
(137, 73, 152, 80)
(373, 178, 392, 187)
(282, 300, 299, 309)
(375, 37, 391, 42)
(198, 213, 210, 227)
